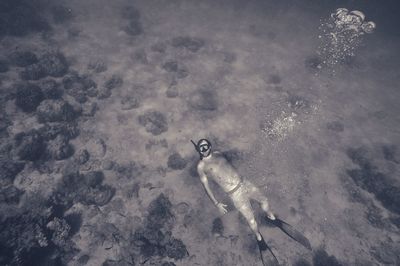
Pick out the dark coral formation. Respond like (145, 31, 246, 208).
(20, 52, 69, 80)
(293, 248, 343, 266)
(0, 195, 80, 265)
(13, 121, 79, 164)
(20, 64, 47, 80)
(125, 20, 143, 36)
(146, 194, 174, 230)
(188, 89, 218, 111)
(382, 144, 399, 164)
(346, 147, 400, 215)
(9, 51, 38, 67)
(75, 149, 90, 165)
(212, 217, 224, 236)
(54, 171, 115, 207)
(171, 36, 205, 52)
(130, 194, 188, 262)
(87, 60, 107, 73)
(36, 99, 79, 123)
(313, 249, 343, 266)
(138, 110, 168, 136)
(38, 122, 79, 141)
(121, 96, 140, 110)
(104, 74, 123, 90)
(370, 241, 400, 265)
(0, 159, 25, 185)
(121, 5, 143, 36)
(167, 153, 187, 170)
(0, 185, 24, 204)
(162, 60, 189, 79)
(39, 79, 63, 100)
(0, 28, 122, 265)
(46, 135, 74, 160)
(15, 83, 45, 113)
(14, 130, 46, 161)
(63, 72, 97, 103)
(37, 52, 69, 78)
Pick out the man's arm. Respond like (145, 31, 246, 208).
(197, 162, 219, 206)
(197, 162, 228, 214)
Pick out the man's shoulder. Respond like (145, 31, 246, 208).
(197, 160, 205, 169)
(213, 151, 227, 161)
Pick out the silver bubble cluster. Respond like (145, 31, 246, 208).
(318, 8, 376, 67)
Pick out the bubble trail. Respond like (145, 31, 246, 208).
(318, 8, 376, 68)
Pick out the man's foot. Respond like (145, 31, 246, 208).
(257, 236, 279, 266)
(257, 235, 268, 251)
(267, 212, 276, 220)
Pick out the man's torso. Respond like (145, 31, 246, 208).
(201, 152, 242, 193)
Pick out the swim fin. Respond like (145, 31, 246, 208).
(267, 218, 312, 251)
(257, 236, 279, 266)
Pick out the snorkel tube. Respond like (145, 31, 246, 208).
(190, 139, 199, 151)
(190, 140, 203, 160)
(191, 139, 202, 159)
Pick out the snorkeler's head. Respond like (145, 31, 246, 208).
(191, 138, 212, 159)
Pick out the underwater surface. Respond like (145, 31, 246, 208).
(0, 0, 399, 265)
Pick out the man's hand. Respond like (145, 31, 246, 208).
(216, 202, 228, 215)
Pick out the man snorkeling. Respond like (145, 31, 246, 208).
(191, 138, 311, 265)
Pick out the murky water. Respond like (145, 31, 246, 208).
(318, 8, 376, 68)
(1, 1, 399, 265)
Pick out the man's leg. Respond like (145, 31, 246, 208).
(231, 193, 279, 265)
(247, 182, 276, 220)
(237, 200, 280, 265)
(234, 199, 263, 240)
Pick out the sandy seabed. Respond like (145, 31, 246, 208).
(0, 0, 400, 265)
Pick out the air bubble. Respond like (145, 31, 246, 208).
(318, 8, 376, 68)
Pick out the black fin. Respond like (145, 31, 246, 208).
(268, 218, 312, 251)
(257, 236, 279, 266)
(257, 237, 268, 251)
